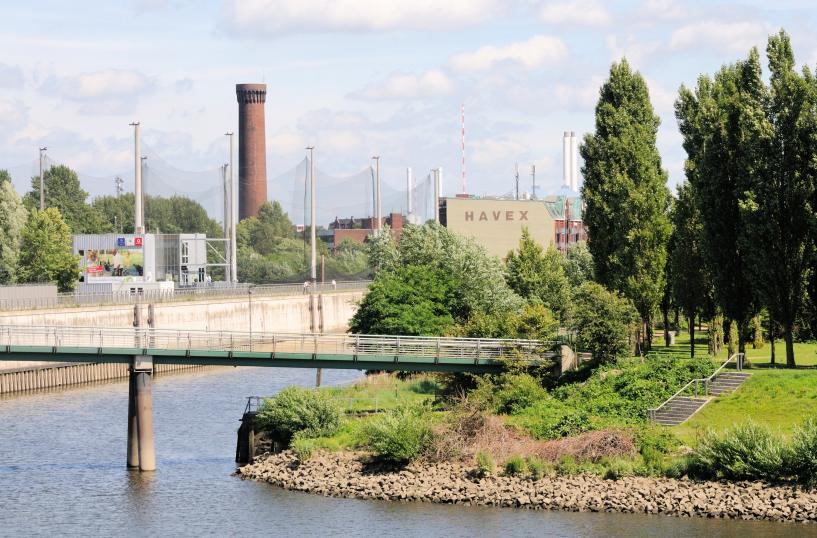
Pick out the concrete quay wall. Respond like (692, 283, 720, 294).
(0, 290, 363, 392)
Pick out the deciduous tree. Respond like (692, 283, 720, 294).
(0, 177, 28, 283)
(17, 208, 80, 292)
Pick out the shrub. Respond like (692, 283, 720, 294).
(475, 450, 496, 477)
(638, 447, 664, 476)
(634, 425, 680, 456)
(256, 387, 342, 444)
(787, 417, 817, 486)
(662, 456, 693, 479)
(493, 373, 549, 415)
(602, 458, 635, 480)
(290, 434, 316, 461)
(568, 282, 637, 364)
(556, 455, 579, 475)
(693, 422, 786, 480)
(526, 456, 548, 480)
(504, 455, 528, 477)
(364, 402, 435, 464)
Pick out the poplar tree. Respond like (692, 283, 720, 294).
(580, 59, 671, 351)
(675, 53, 762, 356)
(738, 32, 817, 367)
(670, 181, 711, 357)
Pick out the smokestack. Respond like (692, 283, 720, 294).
(437, 167, 443, 198)
(236, 83, 268, 220)
(570, 131, 578, 192)
(562, 131, 570, 189)
(406, 167, 413, 218)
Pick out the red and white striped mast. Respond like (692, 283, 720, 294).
(460, 103, 466, 195)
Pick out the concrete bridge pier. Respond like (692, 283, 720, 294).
(128, 356, 156, 472)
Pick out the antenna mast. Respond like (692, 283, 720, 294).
(460, 103, 466, 194)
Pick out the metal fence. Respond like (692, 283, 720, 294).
(0, 324, 556, 362)
(0, 280, 371, 312)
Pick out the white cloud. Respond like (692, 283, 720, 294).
(450, 35, 568, 72)
(552, 77, 603, 109)
(469, 137, 528, 165)
(268, 130, 305, 154)
(606, 34, 661, 67)
(223, 0, 500, 35)
(670, 21, 767, 53)
(42, 69, 152, 101)
(0, 64, 24, 89)
(0, 99, 28, 130)
(539, 1, 612, 27)
(353, 69, 453, 100)
(642, 0, 688, 21)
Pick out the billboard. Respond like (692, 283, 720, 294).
(83, 248, 144, 278)
(444, 198, 555, 258)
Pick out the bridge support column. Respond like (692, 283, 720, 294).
(127, 373, 140, 469)
(130, 355, 156, 471)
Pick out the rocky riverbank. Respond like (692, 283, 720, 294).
(238, 451, 817, 524)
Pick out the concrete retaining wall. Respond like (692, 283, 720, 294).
(0, 290, 363, 392)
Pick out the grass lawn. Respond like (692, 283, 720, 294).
(322, 373, 439, 413)
(672, 369, 817, 443)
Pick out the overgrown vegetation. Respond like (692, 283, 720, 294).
(362, 401, 436, 464)
(256, 387, 342, 445)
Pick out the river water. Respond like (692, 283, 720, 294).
(0, 366, 806, 537)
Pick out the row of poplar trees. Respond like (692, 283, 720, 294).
(582, 30, 816, 367)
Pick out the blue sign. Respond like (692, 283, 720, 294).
(117, 237, 126, 247)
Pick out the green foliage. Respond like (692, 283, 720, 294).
(475, 450, 496, 477)
(25, 165, 110, 234)
(503, 455, 527, 477)
(562, 241, 594, 287)
(93, 193, 223, 237)
(526, 456, 549, 480)
(727, 320, 738, 356)
(350, 264, 456, 336)
(602, 458, 635, 480)
(581, 58, 672, 350)
(634, 424, 679, 456)
(455, 302, 559, 342)
(490, 373, 549, 415)
(256, 387, 342, 444)
(367, 222, 523, 321)
(505, 228, 570, 318)
(751, 315, 764, 349)
(237, 201, 295, 255)
(568, 282, 637, 364)
(514, 356, 716, 439)
(290, 433, 317, 461)
(693, 421, 787, 481)
(17, 208, 80, 292)
(0, 178, 28, 284)
(787, 417, 817, 486)
(363, 402, 436, 464)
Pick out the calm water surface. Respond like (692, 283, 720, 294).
(0, 366, 809, 537)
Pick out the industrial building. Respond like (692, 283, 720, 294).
(73, 233, 211, 293)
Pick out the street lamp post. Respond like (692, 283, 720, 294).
(248, 285, 254, 351)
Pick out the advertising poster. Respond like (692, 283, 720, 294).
(84, 248, 144, 278)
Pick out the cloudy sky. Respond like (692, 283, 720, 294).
(2, 0, 817, 205)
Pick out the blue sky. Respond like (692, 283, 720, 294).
(2, 0, 817, 207)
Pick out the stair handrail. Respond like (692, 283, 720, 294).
(647, 353, 743, 421)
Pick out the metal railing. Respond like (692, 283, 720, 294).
(0, 325, 557, 363)
(0, 280, 371, 311)
(647, 353, 744, 421)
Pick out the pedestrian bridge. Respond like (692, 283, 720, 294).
(0, 325, 557, 374)
(0, 324, 559, 472)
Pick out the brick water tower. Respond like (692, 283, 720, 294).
(236, 83, 268, 220)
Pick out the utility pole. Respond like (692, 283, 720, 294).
(406, 168, 413, 223)
(371, 156, 381, 231)
(38, 147, 47, 210)
(321, 254, 325, 284)
(514, 163, 519, 200)
(221, 163, 231, 283)
(531, 164, 537, 199)
(307, 146, 316, 284)
(141, 156, 148, 229)
(226, 131, 237, 283)
(130, 122, 143, 234)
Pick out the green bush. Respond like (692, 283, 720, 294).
(787, 417, 817, 486)
(290, 434, 316, 461)
(635, 425, 680, 456)
(364, 402, 435, 464)
(526, 456, 549, 480)
(493, 373, 549, 415)
(568, 282, 637, 364)
(504, 455, 528, 477)
(475, 451, 496, 477)
(602, 458, 635, 480)
(256, 387, 342, 444)
(693, 421, 787, 481)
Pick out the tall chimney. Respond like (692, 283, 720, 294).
(570, 131, 578, 192)
(236, 83, 267, 220)
(562, 131, 570, 188)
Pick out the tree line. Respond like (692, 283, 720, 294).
(583, 29, 817, 367)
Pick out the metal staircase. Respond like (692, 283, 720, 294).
(649, 354, 749, 426)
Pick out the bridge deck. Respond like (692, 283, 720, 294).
(0, 326, 558, 374)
